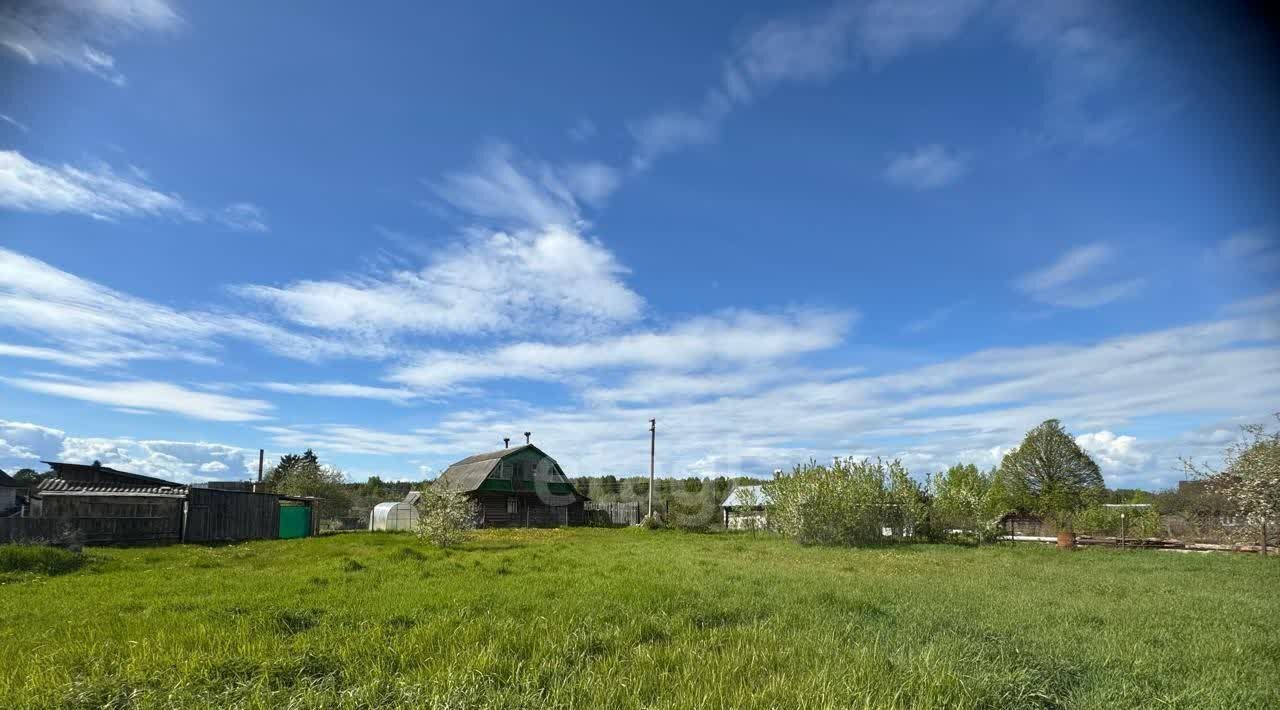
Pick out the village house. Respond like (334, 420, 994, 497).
(436, 443, 588, 527)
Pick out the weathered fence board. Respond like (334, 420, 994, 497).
(0, 517, 75, 544)
(185, 488, 280, 542)
(585, 501, 642, 526)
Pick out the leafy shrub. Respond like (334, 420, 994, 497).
(413, 483, 478, 548)
(0, 544, 86, 576)
(1076, 506, 1160, 538)
(766, 457, 931, 546)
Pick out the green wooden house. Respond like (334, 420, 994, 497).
(436, 444, 587, 527)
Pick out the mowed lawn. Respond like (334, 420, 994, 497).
(1, 529, 1276, 709)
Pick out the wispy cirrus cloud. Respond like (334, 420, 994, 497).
(0, 150, 268, 230)
(2, 375, 274, 422)
(629, 1, 982, 171)
(0, 113, 29, 132)
(236, 224, 644, 340)
(1211, 230, 1280, 273)
(1015, 243, 1144, 309)
(386, 308, 854, 392)
(884, 145, 968, 189)
(217, 202, 269, 233)
(0, 149, 188, 220)
(256, 382, 417, 404)
(291, 313, 1280, 489)
(0, 0, 182, 85)
(0, 247, 385, 367)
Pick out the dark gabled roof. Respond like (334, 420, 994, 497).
(0, 469, 18, 487)
(42, 460, 179, 487)
(437, 444, 563, 493)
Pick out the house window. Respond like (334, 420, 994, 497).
(506, 497, 518, 515)
(498, 462, 512, 479)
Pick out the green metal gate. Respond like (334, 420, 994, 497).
(279, 505, 310, 539)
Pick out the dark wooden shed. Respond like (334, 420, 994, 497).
(437, 444, 588, 527)
(13, 462, 321, 545)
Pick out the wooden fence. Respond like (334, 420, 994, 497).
(585, 501, 643, 526)
(184, 488, 280, 542)
(0, 517, 76, 544)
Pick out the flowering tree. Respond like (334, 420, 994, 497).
(933, 463, 996, 542)
(414, 482, 478, 548)
(765, 457, 927, 546)
(1183, 414, 1280, 555)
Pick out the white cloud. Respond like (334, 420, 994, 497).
(387, 308, 854, 391)
(1003, 1, 1137, 147)
(1015, 243, 1144, 309)
(855, 0, 984, 64)
(0, 418, 263, 483)
(629, 1, 980, 171)
(217, 202, 269, 232)
(567, 118, 597, 142)
(559, 162, 621, 206)
(1212, 230, 1280, 273)
(0, 150, 267, 229)
(324, 313, 1280, 490)
(884, 145, 968, 189)
(1075, 430, 1150, 473)
(257, 382, 416, 404)
(0, 113, 29, 132)
(902, 302, 963, 334)
(434, 144, 583, 229)
(236, 224, 644, 339)
(0, 150, 188, 220)
(0, 247, 387, 366)
(2, 376, 275, 422)
(0, 0, 181, 85)
(0, 342, 124, 368)
(0, 419, 65, 469)
(628, 100, 729, 171)
(1225, 289, 1280, 316)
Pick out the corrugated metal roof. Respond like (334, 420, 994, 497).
(722, 484, 771, 508)
(41, 460, 179, 487)
(36, 478, 188, 497)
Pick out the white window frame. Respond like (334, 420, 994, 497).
(506, 497, 518, 515)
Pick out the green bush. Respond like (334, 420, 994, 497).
(1076, 506, 1160, 538)
(0, 544, 86, 576)
(766, 457, 931, 546)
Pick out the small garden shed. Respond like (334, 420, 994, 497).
(437, 444, 587, 527)
(722, 484, 771, 529)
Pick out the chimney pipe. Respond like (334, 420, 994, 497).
(503, 437, 510, 448)
(524, 431, 531, 444)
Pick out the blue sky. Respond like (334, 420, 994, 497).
(1, 1, 1277, 488)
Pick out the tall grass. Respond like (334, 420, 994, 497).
(0, 544, 86, 578)
(0, 529, 1275, 708)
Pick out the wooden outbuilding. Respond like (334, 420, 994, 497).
(0, 469, 20, 515)
(721, 484, 770, 529)
(437, 444, 588, 527)
(7, 461, 320, 545)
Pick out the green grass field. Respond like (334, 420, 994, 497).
(1, 529, 1276, 709)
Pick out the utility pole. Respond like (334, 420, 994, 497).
(256, 449, 264, 493)
(648, 418, 656, 520)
